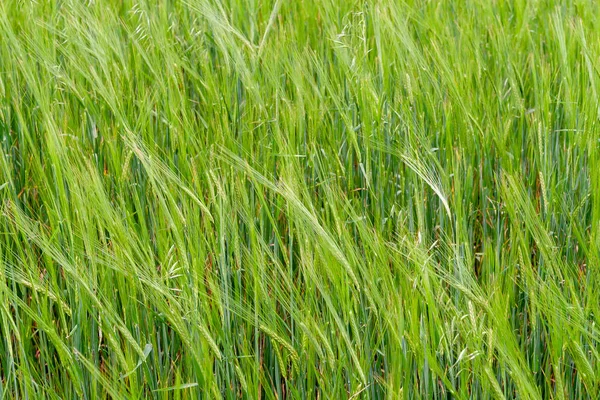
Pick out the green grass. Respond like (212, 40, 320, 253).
(0, 0, 599, 398)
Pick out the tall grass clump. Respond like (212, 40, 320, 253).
(0, 0, 599, 398)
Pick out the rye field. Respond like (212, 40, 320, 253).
(0, 0, 599, 398)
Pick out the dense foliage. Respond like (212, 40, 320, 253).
(1, 0, 599, 398)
